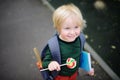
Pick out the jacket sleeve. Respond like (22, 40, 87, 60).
(42, 45, 52, 68)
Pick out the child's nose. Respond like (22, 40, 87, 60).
(70, 29, 75, 34)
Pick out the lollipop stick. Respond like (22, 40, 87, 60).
(40, 63, 67, 71)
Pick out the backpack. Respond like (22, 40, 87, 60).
(40, 32, 86, 80)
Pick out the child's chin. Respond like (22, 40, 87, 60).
(67, 38, 76, 42)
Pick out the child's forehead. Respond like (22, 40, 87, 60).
(61, 19, 80, 27)
(63, 15, 80, 23)
(64, 16, 78, 22)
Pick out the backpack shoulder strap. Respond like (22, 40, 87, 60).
(47, 34, 61, 64)
(41, 34, 61, 63)
(40, 34, 61, 80)
(79, 32, 86, 51)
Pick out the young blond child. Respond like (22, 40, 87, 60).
(37, 3, 94, 80)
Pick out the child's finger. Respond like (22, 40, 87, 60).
(88, 68, 94, 76)
(48, 61, 60, 71)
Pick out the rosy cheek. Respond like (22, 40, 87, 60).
(77, 31, 80, 35)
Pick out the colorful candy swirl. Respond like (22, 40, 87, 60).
(66, 58, 76, 69)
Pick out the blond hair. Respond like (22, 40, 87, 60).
(52, 3, 86, 32)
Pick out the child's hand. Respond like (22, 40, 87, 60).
(36, 61, 42, 69)
(48, 61, 60, 71)
(87, 68, 94, 76)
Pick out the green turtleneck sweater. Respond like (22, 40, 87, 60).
(42, 36, 81, 76)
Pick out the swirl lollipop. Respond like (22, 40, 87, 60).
(66, 58, 76, 69)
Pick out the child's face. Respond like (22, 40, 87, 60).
(59, 16, 81, 42)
